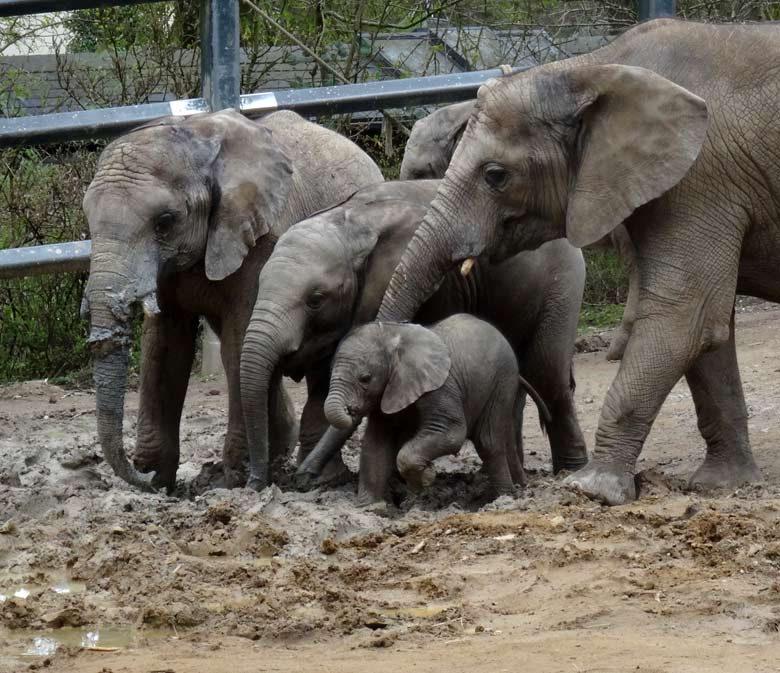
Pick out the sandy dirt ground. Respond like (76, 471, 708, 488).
(2, 301, 780, 672)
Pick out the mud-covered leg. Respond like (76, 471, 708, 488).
(687, 307, 762, 491)
(221, 321, 297, 488)
(358, 413, 399, 507)
(520, 355, 587, 473)
(476, 385, 524, 495)
(134, 310, 198, 491)
(297, 362, 349, 485)
(396, 422, 467, 494)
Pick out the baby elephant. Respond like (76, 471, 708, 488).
(314, 314, 550, 505)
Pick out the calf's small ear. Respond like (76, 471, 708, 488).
(381, 324, 451, 415)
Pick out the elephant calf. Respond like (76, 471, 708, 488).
(82, 108, 383, 491)
(316, 315, 550, 504)
(240, 180, 588, 491)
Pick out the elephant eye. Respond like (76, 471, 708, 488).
(306, 291, 326, 309)
(358, 372, 372, 384)
(483, 162, 510, 191)
(154, 212, 176, 234)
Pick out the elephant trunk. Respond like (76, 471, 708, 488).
(85, 273, 155, 492)
(240, 301, 299, 490)
(378, 176, 482, 322)
(323, 379, 356, 430)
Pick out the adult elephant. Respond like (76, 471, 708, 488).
(82, 108, 383, 492)
(379, 18, 779, 505)
(239, 180, 587, 490)
(399, 99, 640, 362)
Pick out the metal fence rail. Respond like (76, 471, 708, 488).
(0, 0, 674, 275)
(0, 0, 167, 17)
(0, 68, 524, 147)
(0, 241, 90, 279)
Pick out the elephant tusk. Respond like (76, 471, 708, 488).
(141, 293, 161, 317)
(460, 258, 476, 277)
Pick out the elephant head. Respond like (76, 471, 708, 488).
(379, 64, 709, 322)
(82, 108, 293, 490)
(324, 322, 451, 429)
(399, 100, 475, 180)
(239, 181, 439, 488)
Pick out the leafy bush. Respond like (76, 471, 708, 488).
(0, 147, 95, 382)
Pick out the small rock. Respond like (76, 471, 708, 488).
(41, 607, 86, 628)
(550, 515, 565, 529)
(208, 389, 221, 396)
(320, 538, 338, 555)
(0, 519, 17, 535)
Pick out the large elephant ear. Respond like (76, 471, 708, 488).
(349, 199, 431, 324)
(380, 324, 451, 415)
(188, 109, 294, 281)
(563, 64, 709, 248)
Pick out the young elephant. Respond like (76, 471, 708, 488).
(318, 315, 549, 504)
(241, 180, 588, 491)
(82, 108, 383, 491)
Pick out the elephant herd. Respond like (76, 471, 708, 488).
(81, 19, 780, 507)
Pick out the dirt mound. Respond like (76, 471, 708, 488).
(2, 305, 780, 671)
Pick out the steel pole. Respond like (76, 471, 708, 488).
(199, 0, 241, 375)
(637, 0, 676, 21)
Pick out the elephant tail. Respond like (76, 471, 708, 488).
(518, 374, 552, 433)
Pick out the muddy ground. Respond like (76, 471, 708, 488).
(2, 301, 780, 672)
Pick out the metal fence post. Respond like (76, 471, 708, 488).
(637, 0, 676, 21)
(199, 0, 241, 376)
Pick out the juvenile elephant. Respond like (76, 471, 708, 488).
(379, 19, 780, 505)
(82, 108, 383, 491)
(240, 180, 587, 489)
(314, 315, 551, 504)
(399, 99, 639, 361)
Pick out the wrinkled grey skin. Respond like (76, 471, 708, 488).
(323, 315, 544, 505)
(379, 18, 780, 505)
(82, 108, 383, 491)
(399, 99, 639, 361)
(240, 180, 587, 490)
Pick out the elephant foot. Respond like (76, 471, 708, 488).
(688, 453, 762, 493)
(400, 464, 437, 494)
(357, 496, 391, 515)
(222, 459, 247, 489)
(564, 460, 637, 506)
(133, 452, 176, 492)
(246, 472, 270, 493)
(552, 451, 589, 475)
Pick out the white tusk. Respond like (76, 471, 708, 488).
(141, 293, 161, 317)
(460, 258, 476, 277)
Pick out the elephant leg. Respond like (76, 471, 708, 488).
(521, 341, 588, 474)
(358, 414, 399, 507)
(220, 322, 297, 488)
(566, 210, 744, 505)
(513, 389, 526, 477)
(606, 224, 640, 362)
(476, 385, 524, 495)
(686, 308, 762, 491)
(297, 363, 349, 485)
(134, 310, 198, 491)
(396, 422, 467, 494)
